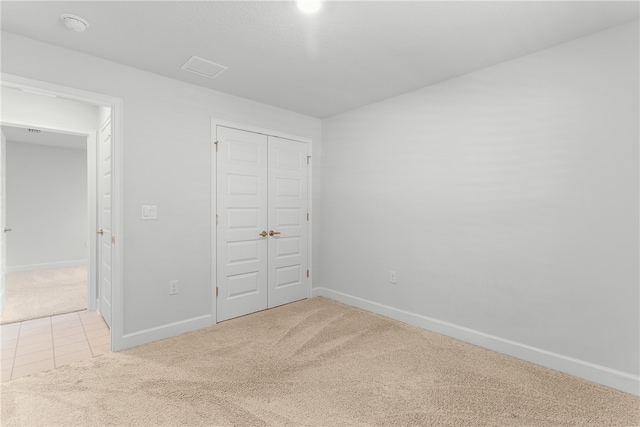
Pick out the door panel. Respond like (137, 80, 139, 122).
(98, 118, 112, 327)
(0, 131, 6, 315)
(267, 136, 308, 308)
(216, 126, 268, 322)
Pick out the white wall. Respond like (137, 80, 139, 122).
(319, 21, 639, 394)
(1, 32, 322, 343)
(1, 86, 99, 130)
(6, 141, 88, 271)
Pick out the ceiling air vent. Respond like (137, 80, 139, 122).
(180, 56, 227, 79)
(27, 128, 41, 134)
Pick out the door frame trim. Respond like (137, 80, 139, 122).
(210, 118, 313, 325)
(1, 73, 125, 351)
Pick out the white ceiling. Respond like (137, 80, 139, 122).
(1, 1, 638, 118)
(2, 125, 87, 150)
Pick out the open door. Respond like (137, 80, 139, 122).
(0, 130, 6, 315)
(97, 116, 112, 327)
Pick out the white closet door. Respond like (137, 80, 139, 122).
(98, 117, 113, 327)
(267, 136, 308, 308)
(216, 126, 269, 322)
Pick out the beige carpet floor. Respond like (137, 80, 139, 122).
(1, 297, 638, 426)
(0, 267, 88, 325)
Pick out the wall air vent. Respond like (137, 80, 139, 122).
(27, 128, 41, 134)
(180, 56, 228, 79)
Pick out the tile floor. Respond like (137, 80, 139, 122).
(0, 310, 110, 382)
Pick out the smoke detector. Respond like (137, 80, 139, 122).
(61, 14, 89, 32)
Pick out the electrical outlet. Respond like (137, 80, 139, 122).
(389, 270, 397, 284)
(169, 280, 179, 295)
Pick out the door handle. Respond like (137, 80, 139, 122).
(259, 231, 268, 238)
(97, 228, 104, 235)
(3, 228, 11, 233)
(269, 230, 281, 237)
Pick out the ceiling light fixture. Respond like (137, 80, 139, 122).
(61, 14, 89, 32)
(297, 0, 322, 14)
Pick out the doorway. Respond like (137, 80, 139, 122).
(0, 74, 123, 351)
(214, 123, 311, 322)
(0, 125, 90, 324)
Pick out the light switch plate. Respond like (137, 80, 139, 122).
(141, 205, 158, 220)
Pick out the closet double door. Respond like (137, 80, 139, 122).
(216, 126, 309, 322)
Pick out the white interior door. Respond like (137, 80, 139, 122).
(267, 136, 309, 308)
(97, 117, 112, 327)
(216, 126, 268, 322)
(0, 131, 6, 315)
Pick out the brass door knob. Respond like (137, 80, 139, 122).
(259, 231, 268, 238)
(269, 230, 281, 237)
(97, 229, 104, 235)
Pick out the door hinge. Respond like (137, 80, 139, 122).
(307, 213, 309, 221)
(216, 286, 219, 297)
(307, 269, 310, 278)
(214, 141, 219, 152)
(111, 236, 115, 244)
(216, 214, 219, 225)
(307, 155, 311, 164)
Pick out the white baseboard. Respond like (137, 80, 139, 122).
(119, 314, 213, 351)
(7, 260, 88, 273)
(312, 286, 640, 396)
